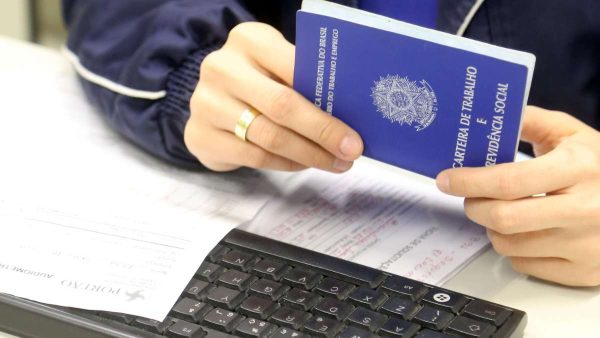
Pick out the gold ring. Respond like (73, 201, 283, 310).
(234, 107, 261, 141)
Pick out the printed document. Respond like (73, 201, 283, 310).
(243, 159, 489, 285)
(0, 40, 276, 321)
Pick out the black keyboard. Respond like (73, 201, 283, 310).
(0, 229, 526, 338)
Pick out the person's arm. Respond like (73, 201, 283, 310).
(62, 0, 254, 168)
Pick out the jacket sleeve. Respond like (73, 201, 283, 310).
(62, 0, 254, 168)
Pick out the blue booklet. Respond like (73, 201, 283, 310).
(294, 0, 536, 178)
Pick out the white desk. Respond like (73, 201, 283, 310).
(0, 37, 598, 338)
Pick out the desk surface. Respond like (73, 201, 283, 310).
(0, 37, 598, 338)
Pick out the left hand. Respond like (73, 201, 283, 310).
(436, 106, 600, 287)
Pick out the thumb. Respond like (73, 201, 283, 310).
(520, 106, 586, 154)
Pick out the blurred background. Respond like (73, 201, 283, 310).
(0, 0, 66, 49)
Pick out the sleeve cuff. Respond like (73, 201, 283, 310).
(158, 44, 223, 168)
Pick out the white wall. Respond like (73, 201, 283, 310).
(0, 0, 32, 41)
(35, 0, 67, 49)
(0, 0, 66, 49)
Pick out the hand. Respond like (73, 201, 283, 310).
(185, 22, 363, 172)
(436, 106, 600, 287)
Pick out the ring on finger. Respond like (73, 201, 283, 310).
(234, 107, 261, 142)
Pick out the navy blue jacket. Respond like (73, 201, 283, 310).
(63, 0, 600, 168)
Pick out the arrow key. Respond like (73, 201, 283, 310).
(445, 316, 495, 338)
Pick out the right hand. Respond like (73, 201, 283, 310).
(185, 22, 363, 172)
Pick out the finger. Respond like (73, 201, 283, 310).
(488, 228, 599, 264)
(520, 106, 587, 153)
(436, 147, 581, 199)
(199, 55, 362, 161)
(228, 23, 295, 86)
(464, 194, 580, 234)
(225, 65, 364, 161)
(246, 115, 354, 172)
(200, 91, 353, 172)
(486, 229, 564, 258)
(187, 127, 305, 172)
(510, 257, 600, 287)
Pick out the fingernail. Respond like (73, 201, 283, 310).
(333, 158, 353, 172)
(339, 135, 362, 158)
(436, 172, 450, 193)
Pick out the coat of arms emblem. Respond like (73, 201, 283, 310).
(371, 75, 438, 131)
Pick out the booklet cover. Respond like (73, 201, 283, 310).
(294, 0, 536, 178)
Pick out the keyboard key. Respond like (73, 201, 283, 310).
(238, 295, 278, 320)
(304, 315, 343, 337)
(446, 316, 496, 338)
(421, 289, 468, 314)
(269, 327, 310, 338)
(221, 250, 257, 271)
(206, 286, 244, 310)
(196, 262, 226, 282)
(414, 329, 455, 338)
(314, 297, 354, 321)
(269, 306, 311, 330)
(315, 277, 355, 300)
(339, 326, 377, 338)
(133, 316, 174, 334)
(170, 298, 212, 322)
(184, 279, 212, 300)
(207, 244, 230, 263)
(252, 259, 290, 281)
(462, 300, 511, 326)
(381, 276, 428, 301)
(97, 312, 135, 324)
(380, 296, 419, 320)
(203, 308, 242, 332)
(249, 279, 288, 301)
(348, 287, 387, 310)
(166, 320, 206, 338)
(346, 307, 386, 332)
(234, 317, 275, 338)
(218, 269, 256, 291)
(378, 317, 420, 337)
(413, 306, 454, 331)
(282, 268, 321, 290)
(281, 288, 320, 311)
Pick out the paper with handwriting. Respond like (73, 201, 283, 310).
(242, 159, 489, 285)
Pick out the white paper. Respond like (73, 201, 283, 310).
(242, 159, 490, 285)
(0, 38, 490, 322)
(0, 40, 276, 320)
